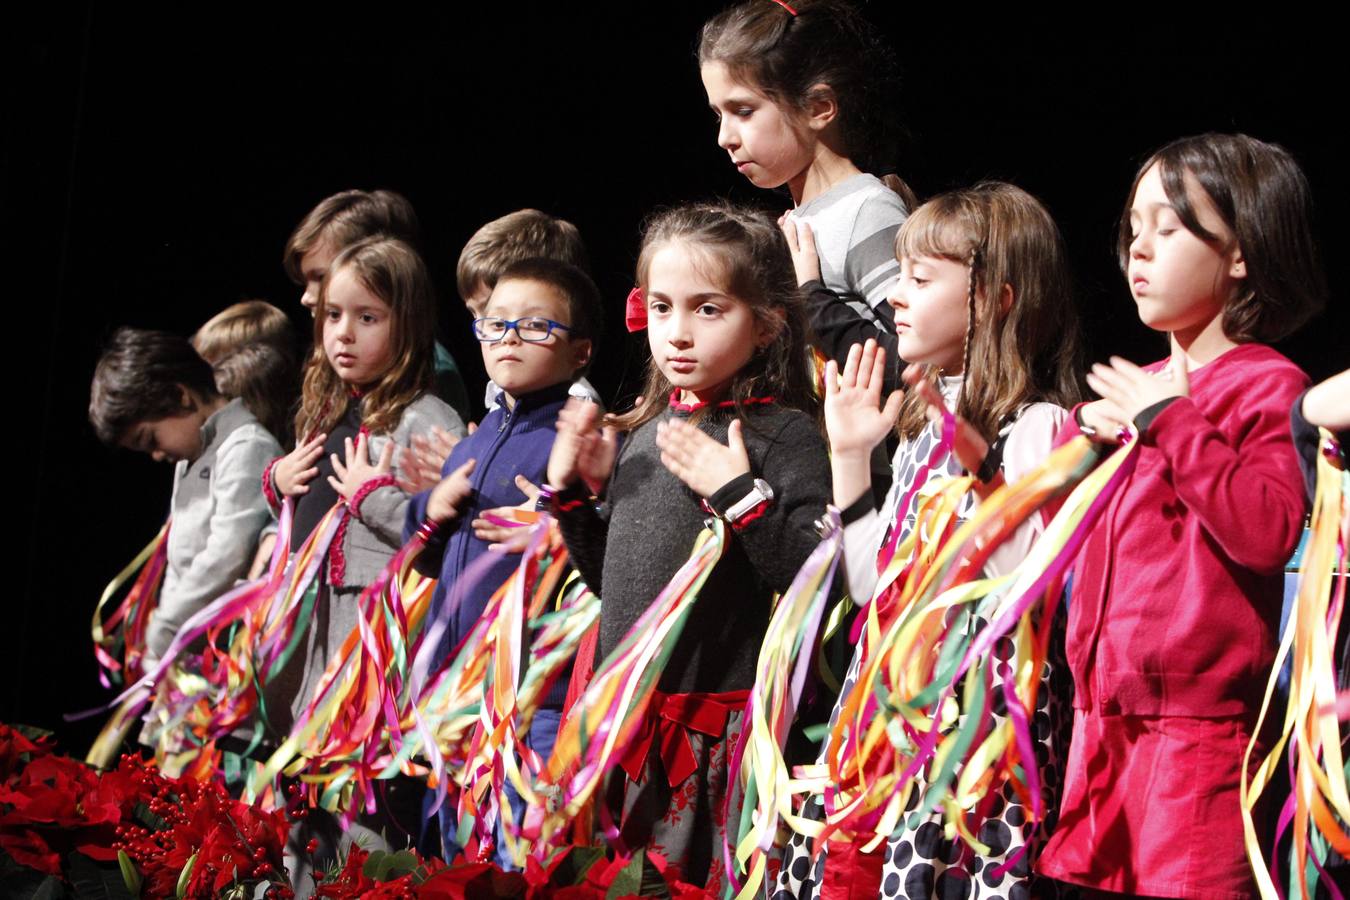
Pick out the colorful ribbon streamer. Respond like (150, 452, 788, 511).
(521, 519, 728, 857)
(799, 435, 1135, 859)
(1243, 429, 1350, 900)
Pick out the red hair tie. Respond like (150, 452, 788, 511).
(769, 0, 798, 14)
(625, 286, 647, 333)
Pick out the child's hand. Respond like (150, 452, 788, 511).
(398, 424, 471, 494)
(1076, 400, 1131, 444)
(1303, 369, 1350, 432)
(904, 365, 993, 482)
(780, 214, 822, 286)
(547, 399, 618, 494)
(824, 340, 904, 459)
(657, 418, 751, 499)
(426, 459, 477, 524)
(472, 475, 541, 546)
(328, 432, 395, 503)
(274, 433, 327, 497)
(1086, 355, 1190, 425)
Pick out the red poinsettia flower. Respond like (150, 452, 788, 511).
(0, 752, 117, 874)
(0, 725, 54, 783)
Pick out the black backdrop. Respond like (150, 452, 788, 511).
(9, 5, 1346, 750)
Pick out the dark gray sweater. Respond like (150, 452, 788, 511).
(558, 401, 831, 694)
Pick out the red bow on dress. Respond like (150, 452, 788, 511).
(618, 689, 751, 787)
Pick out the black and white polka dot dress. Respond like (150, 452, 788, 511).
(774, 383, 1075, 900)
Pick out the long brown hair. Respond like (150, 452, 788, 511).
(894, 183, 1084, 442)
(294, 237, 437, 438)
(611, 202, 817, 431)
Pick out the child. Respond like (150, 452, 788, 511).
(399, 209, 602, 497)
(284, 188, 471, 420)
(89, 327, 281, 669)
(699, 0, 912, 383)
(1037, 134, 1326, 899)
(211, 341, 300, 449)
(405, 256, 604, 866)
(263, 235, 466, 738)
(191, 299, 295, 365)
(262, 235, 466, 891)
(457, 209, 601, 412)
(456, 210, 590, 318)
(546, 202, 832, 890)
(776, 183, 1084, 900)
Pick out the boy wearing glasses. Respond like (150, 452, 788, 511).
(455, 209, 602, 413)
(404, 257, 603, 865)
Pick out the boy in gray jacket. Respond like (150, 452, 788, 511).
(90, 327, 281, 668)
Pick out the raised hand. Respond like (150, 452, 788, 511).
(426, 458, 477, 524)
(780, 214, 822, 286)
(328, 432, 395, 503)
(274, 433, 327, 497)
(656, 417, 750, 499)
(1076, 399, 1132, 444)
(1086, 355, 1190, 427)
(398, 424, 470, 494)
(472, 475, 542, 546)
(547, 399, 618, 494)
(824, 340, 904, 458)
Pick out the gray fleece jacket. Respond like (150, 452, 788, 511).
(148, 399, 281, 664)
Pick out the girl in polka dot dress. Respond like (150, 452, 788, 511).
(775, 182, 1084, 900)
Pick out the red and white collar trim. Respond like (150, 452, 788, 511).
(667, 392, 775, 414)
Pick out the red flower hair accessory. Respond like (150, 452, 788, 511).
(625, 286, 647, 333)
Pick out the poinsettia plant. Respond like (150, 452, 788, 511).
(0, 723, 713, 899)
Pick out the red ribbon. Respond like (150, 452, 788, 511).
(618, 689, 751, 787)
(625, 286, 647, 333)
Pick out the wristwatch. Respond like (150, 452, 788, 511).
(723, 478, 774, 524)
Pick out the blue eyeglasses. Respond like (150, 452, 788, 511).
(472, 316, 572, 343)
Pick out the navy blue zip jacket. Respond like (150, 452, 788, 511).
(404, 382, 574, 707)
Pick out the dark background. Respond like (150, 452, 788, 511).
(8, 6, 1346, 751)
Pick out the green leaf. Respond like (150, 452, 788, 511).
(605, 854, 646, 900)
(30, 875, 66, 900)
(548, 845, 606, 887)
(387, 849, 419, 877)
(116, 851, 141, 897)
(175, 852, 197, 899)
(132, 802, 167, 832)
(362, 849, 394, 881)
(14, 723, 55, 742)
(67, 852, 134, 900)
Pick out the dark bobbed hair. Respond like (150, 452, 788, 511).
(612, 201, 818, 432)
(698, 0, 913, 205)
(213, 341, 300, 446)
(457, 210, 590, 301)
(1117, 133, 1326, 343)
(89, 327, 220, 445)
(296, 236, 437, 438)
(894, 182, 1085, 442)
(492, 257, 605, 374)
(283, 189, 421, 284)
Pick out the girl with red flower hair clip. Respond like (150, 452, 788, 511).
(545, 201, 831, 891)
